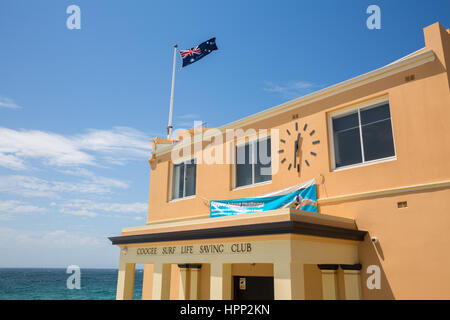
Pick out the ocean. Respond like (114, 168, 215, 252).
(0, 268, 143, 300)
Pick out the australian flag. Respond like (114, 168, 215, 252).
(179, 38, 218, 68)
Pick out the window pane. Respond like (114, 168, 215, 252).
(172, 163, 184, 200)
(236, 143, 252, 187)
(333, 128, 362, 168)
(184, 159, 196, 197)
(332, 112, 359, 132)
(362, 119, 395, 161)
(254, 138, 271, 183)
(360, 103, 391, 125)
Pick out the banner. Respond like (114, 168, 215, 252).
(210, 179, 317, 218)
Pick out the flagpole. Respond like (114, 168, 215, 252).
(167, 44, 178, 140)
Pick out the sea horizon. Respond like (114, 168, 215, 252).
(0, 268, 143, 300)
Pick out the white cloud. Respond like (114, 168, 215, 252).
(73, 126, 152, 157)
(57, 167, 96, 177)
(0, 153, 26, 170)
(0, 126, 153, 170)
(0, 96, 22, 109)
(58, 208, 98, 218)
(264, 81, 321, 99)
(0, 127, 95, 168)
(178, 113, 199, 119)
(61, 199, 147, 213)
(55, 199, 147, 219)
(0, 200, 46, 220)
(0, 227, 102, 248)
(0, 175, 129, 198)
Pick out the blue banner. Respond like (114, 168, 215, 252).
(210, 179, 317, 218)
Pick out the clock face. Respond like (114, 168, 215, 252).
(278, 119, 320, 173)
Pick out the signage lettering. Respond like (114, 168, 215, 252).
(181, 245, 194, 254)
(162, 246, 176, 255)
(199, 244, 224, 254)
(135, 242, 252, 256)
(231, 243, 252, 253)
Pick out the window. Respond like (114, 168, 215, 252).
(331, 101, 395, 169)
(235, 137, 271, 188)
(171, 158, 196, 200)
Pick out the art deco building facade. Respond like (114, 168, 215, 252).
(110, 22, 450, 300)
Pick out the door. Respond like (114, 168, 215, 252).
(233, 276, 274, 300)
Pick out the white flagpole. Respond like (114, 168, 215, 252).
(167, 44, 178, 140)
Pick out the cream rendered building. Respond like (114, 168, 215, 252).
(110, 22, 450, 300)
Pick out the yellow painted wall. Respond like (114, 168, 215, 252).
(141, 22, 450, 299)
(142, 264, 153, 300)
(232, 263, 274, 277)
(304, 264, 323, 300)
(147, 22, 450, 224)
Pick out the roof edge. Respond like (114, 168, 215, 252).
(154, 49, 435, 157)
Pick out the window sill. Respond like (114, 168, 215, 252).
(169, 195, 196, 203)
(232, 180, 272, 191)
(332, 156, 397, 172)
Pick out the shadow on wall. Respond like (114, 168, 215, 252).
(359, 233, 395, 299)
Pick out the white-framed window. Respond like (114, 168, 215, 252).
(329, 100, 396, 169)
(170, 158, 196, 200)
(235, 137, 272, 188)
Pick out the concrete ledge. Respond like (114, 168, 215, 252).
(120, 208, 357, 237)
(109, 219, 367, 245)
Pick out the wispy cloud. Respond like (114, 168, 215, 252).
(0, 127, 94, 169)
(178, 113, 199, 119)
(264, 81, 322, 100)
(0, 153, 26, 170)
(0, 126, 153, 170)
(73, 127, 152, 158)
(0, 200, 46, 220)
(0, 227, 103, 248)
(0, 96, 23, 110)
(0, 175, 128, 198)
(53, 199, 147, 219)
(175, 114, 206, 129)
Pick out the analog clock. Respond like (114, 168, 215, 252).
(278, 120, 320, 173)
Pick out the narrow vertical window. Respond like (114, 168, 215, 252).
(171, 159, 196, 200)
(235, 137, 272, 188)
(332, 112, 362, 168)
(360, 104, 395, 161)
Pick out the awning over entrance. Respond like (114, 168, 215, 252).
(109, 209, 367, 300)
(109, 208, 366, 245)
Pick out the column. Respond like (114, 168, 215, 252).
(178, 264, 190, 300)
(222, 263, 232, 300)
(340, 264, 362, 300)
(210, 263, 232, 300)
(152, 263, 171, 300)
(318, 264, 339, 300)
(141, 264, 154, 300)
(189, 265, 202, 300)
(116, 259, 135, 300)
(274, 262, 305, 300)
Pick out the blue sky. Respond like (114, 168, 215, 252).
(0, 0, 448, 268)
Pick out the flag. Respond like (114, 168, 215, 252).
(179, 37, 218, 68)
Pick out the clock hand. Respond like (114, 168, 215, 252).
(294, 141, 297, 169)
(294, 134, 301, 169)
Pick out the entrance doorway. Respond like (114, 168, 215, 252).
(233, 276, 274, 300)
